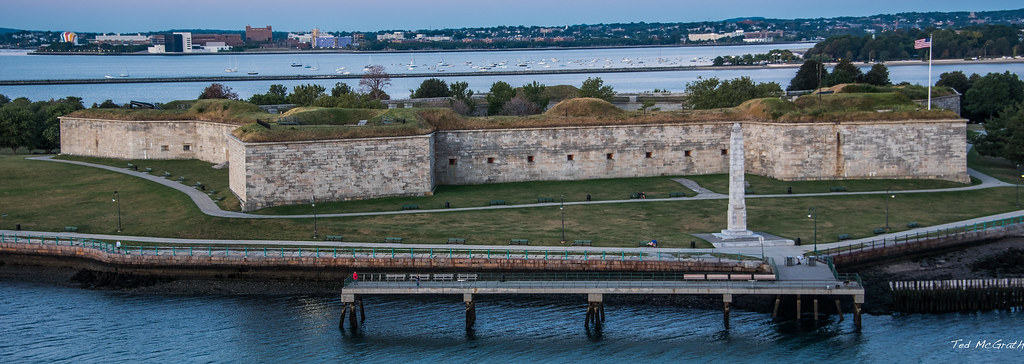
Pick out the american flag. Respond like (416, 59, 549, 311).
(914, 38, 932, 49)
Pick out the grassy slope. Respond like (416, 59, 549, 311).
(686, 174, 975, 195)
(2, 155, 1018, 248)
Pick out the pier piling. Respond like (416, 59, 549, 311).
(464, 294, 476, 330)
(772, 295, 781, 321)
(796, 295, 802, 320)
(835, 298, 843, 322)
(723, 294, 732, 329)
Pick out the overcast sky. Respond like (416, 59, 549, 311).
(3, 0, 1022, 33)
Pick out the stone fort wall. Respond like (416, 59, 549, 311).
(60, 117, 235, 164)
(61, 117, 969, 211)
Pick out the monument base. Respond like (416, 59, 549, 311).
(714, 229, 755, 240)
(697, 232, 796, 248)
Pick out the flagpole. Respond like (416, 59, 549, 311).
(927, 33, 933, 110)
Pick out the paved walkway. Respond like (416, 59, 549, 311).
(32, 156, 1009, 220)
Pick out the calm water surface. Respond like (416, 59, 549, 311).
(2, 280, 1022, 363)
(2, 45, 1021, 106)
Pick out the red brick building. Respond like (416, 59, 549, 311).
(245, 25, 272, 43)
(192, 34, 243, 47)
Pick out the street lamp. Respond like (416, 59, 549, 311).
(112, 191, 121, 232)
(311, 194, 318, 239)
(807, 207, 817, 256)
(560, 194, 565, 243)
(885, 186, 895, 232)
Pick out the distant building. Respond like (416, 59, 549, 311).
(191, 34, 243, 47)
(93, 33, 151, 45)
(245, 25, 272, 43)
(377, 32, 405, 41)
(149, 32, 192, 53)
(687, 30, 744, 42)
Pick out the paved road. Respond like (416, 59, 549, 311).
(32, 156, 1009, 220)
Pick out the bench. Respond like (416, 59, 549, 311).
(837, 234, 851, 240)
(401, 204, 419, 210)
(163, 172, 172, 177)
(572, 240, 592, 246)
(630, 193, 640, 199)
(683, 274, 705, 280)
(64, 226, 78, 232)
(325, 235, 344, 241)
(457, 273, 478, 281)
(177, 176, 186, 182)
(669, 192, 687, 198)
(907, 222, 920, 228)
(408, 273, 430, 281)
(744, 189, 755, 195)
(829, 186, 847, 192)
(872, 228, 886, 234)
(433, 274, 454, 281)
(488, 200, 506, 206)
(537, 197, 554, 203)
(509, 239, 529, 245)
(385, 274, 406, 281)
(446, 238, 466, 244)
(143, 167, 152, 173)
(705, 274, 729, 280)
(125, 163, 135, 169)
(214, 196, 225, 202)
(384, 237, 403, 243)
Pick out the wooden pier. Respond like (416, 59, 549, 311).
(890, 278, 1024, 313)
(339, 272, 865, 331)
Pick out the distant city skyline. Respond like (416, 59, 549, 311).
(3, 0, 1022, 33)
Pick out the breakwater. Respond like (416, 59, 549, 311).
(0, 65, 724, 86)
(890, 279, 1024, 313)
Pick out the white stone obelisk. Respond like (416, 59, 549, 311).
(719, 122, 754, 238)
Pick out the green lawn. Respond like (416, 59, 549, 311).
(1, 155, 1019, 248)
(967, 147, 1020, 184)
(54, 155, 240, 211)
(257, 176, 696, 214)
(685, 173, 974, 195)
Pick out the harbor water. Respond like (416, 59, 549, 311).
(1, 279, 1022, 362)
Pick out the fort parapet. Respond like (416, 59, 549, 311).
(59, 117, 969, 211)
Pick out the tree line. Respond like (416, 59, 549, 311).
(0, 95, 83, 154)
(805, 25, 1023, 62)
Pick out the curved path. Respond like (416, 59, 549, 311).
(31, 156, 1010, 220)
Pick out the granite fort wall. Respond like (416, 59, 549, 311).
(59, 117, 235, 164)
(434, 124, 734, 185)
(235, 134, 435, 211)
(745, 120, 969, 183)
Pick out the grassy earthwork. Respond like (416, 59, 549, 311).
(2, 154, 1021, 249)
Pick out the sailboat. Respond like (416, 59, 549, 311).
(309, 56, 319, 71)
(247, 64, 259, 75)
(407, 56, 417, 70)
(225, 56, 238, 73)
(363, 55, 373, 72)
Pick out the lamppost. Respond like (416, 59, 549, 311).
(807, 207, 817, 256)
(560, 194, 565, 243)
(311, 194, 318, 239)
(112, 191, 121, 232)
(885, 186, 895, 232)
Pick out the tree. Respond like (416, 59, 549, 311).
(788, 59, 824, 91)
(578, 77, 615, 101)
(862, 64, 891, 86)
(486, 81, 515, 115)
(330, 82, 353, 97)
(288, 84, 326, 106)
(448, 81, 476, 115)
(248, 84, 288, 105)
(975, 101, 1024, 163)
(964, 71, 1024, 122)
(684, 76, 783, 110)
(500, 95, 540, 116)
(520, 81, 549, 111)
(823, 59, 863, 86)
(0, 106, 33, 153)
(936, 71, 973, 94)
(640, 100, 656, 115)
(413, 78, 450, 98)
(712, 56, 725, 67)
(0, 94, 9, 106)
(198, 83, 239, 100)
(360, 65, 391, 100)
(95, 100, 120, 108)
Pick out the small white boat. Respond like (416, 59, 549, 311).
(225, 56, 238, 72)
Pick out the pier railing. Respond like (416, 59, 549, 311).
(824, 214, 1024, 259)
(0, 233, 765, 265)
(344, 273, 862, 290)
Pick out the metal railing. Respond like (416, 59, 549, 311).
(344, 274, 862, 290)
(825, 215, 1024, 257)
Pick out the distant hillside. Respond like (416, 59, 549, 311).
(0, 28, 23, 34)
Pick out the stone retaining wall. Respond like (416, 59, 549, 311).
(60, 117, 235, 164)
(0, 242, 767, 275)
